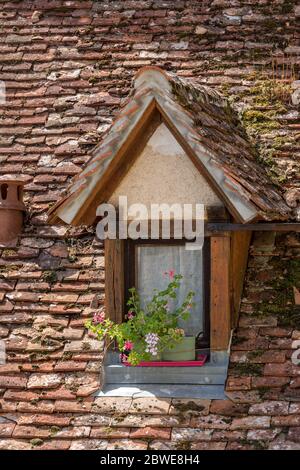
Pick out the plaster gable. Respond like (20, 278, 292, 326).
(109, 123, 223, 211)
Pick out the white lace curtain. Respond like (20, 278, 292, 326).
(136, 244, 204, 337)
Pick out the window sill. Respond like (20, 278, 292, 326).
(97, 351, 229, 399)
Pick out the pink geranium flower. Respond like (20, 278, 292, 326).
(92, 311, 105, 324)
(124, 341, 133, 351)
(164, 270, 175, 280)
(127, 310, 134, 320)
(120, 353, 128, 364)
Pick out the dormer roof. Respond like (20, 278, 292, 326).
(48, 66, 290, 225)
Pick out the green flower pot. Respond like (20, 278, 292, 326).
(162, 336, 196, 361)
(148, 351, 162, 361)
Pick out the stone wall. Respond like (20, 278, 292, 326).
(0, 0, 299, 450)
(0, 230, 299, 450)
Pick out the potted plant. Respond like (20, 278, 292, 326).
(161, 334, 196, 361)
(85, 273, 196, 369)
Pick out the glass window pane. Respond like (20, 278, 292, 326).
(136, 244, 204, 337)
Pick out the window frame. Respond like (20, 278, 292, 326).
(123, 237, 211, 349)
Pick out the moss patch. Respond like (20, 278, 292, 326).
(251, 254, 300, 328)
(42, 270, 58, 284)
(242, 108, 280, 133)
(30, 438, 44, 447)
(230, 363, 263, 376)
(172, 401, 206, 414)
(240, 75, 293, 186)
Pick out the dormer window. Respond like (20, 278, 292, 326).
(124, 239, 211, 349)
(48, 67, 290, 397)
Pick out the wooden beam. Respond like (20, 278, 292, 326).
(76, 104, 161, 226)
(104, 218, 231, 239)
(104, 239, 124, 323)
(230, 231, 252, 327)
(207, 223, 300, 232)
(210, 236, 231, 351)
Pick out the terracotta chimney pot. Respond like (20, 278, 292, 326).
(0, 175, 26, 246)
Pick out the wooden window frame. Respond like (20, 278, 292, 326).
(210, 235, 231, 350)
(123, 238, 211, 349)
(105, 231, 235, 353)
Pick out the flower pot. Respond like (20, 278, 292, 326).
(148, 351, 162, 361)
(162, 336, 196, 361)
